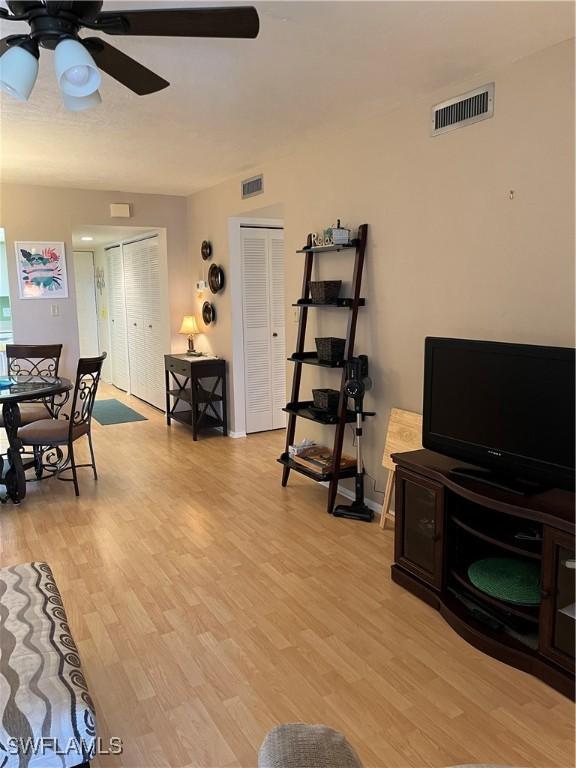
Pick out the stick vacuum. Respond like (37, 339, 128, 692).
(333, 356, 375, 523)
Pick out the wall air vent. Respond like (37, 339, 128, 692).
(241, 174, 264, 199)
(431, 83, 494, 136)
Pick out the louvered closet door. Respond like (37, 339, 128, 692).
(123, 236, 165, 410)
(107, 245, 129, 392)
(240, 227, 285, 433)
(123, 241, 147, 403)
(141, 237, 165, 411)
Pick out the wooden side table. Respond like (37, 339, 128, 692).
(164, 355, 228, 440)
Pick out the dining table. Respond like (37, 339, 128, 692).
(0, 375, 73, 504)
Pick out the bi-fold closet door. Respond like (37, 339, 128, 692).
(241, 227, 286, 433)
(106, 235, 166, 410)
(107, 244, 130, 392)
(123, 236, 165, 410)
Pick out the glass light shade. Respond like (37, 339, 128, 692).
(62, 89, 102, 111)
(55, 39, 101, 97)
(0, 45, 39, 101)
(179, 316, 200, 335)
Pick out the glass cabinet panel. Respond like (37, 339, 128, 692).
(552, 545, 575, 661)
(403, 481, 437, 575)
(541, 527, 575, 673)
(395, 469, 443, 588)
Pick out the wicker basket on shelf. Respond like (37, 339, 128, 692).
(309, 280, 342, 303)
(315, 337, 346, 363)
(312, 388, 340, 412)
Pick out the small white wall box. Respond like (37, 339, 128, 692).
(110, 203, 132, 218)
(196, 280, 208, 291)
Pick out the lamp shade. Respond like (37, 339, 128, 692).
(0, 45, 39, 101)
(179, 316, 200, 335)
(55, 39, 101, 97)
(62, 89, 102, 112)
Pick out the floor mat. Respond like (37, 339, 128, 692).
(92, 399, 148, 425)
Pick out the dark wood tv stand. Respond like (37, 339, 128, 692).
(391, 449, 575, 699)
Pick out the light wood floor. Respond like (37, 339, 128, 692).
(1, 384, 574, 768)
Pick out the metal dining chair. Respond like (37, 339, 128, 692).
(0, 344, 64, 426)
(0, 344, 65, 476)
(17, 353, 106, 497)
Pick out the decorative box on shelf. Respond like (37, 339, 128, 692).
(330, 220, 350, 245)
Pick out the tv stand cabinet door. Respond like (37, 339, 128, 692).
(540, 527, 575, 674)
(394, 467, 444, 590)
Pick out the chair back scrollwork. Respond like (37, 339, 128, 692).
(6, 344, 63, 379)
(69, 354, 107, 436)
(6, 344, 64, 416)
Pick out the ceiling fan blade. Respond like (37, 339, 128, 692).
(83, 37, 169, 95)
(93, 6, 259, 39)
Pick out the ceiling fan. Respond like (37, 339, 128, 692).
(0, 1, 259, 110)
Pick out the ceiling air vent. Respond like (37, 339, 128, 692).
(431, 83, 494, 137)
(241, 174, 264, 199)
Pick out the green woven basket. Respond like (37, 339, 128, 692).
(468, 557, 541, 606)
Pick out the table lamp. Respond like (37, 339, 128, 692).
(179, 315, 201, 356)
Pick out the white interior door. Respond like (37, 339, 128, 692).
(123, 235, 165, 410)
(123, 241, 147, 403)
(73, 251, 99, 357)
(107, 244, 130, 392)
(241, 227, 285, 433)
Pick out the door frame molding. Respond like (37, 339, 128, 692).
(228, 216, 284, 437)
(72, 249, 99, 357)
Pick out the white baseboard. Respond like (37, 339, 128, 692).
(228, 430, 247, 438)
(324, 483, 384, 515)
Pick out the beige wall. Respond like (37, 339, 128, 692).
(188, 39, 575, 502)
(0, 184, 189, 376)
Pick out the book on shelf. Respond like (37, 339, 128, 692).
(292, 445, 356, 476)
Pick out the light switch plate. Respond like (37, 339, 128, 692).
(50, 304, 60, 317)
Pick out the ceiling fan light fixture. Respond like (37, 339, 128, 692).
(61, 89, 102, 112)
(0, 43, 39, 101)
(1, 4, 259, 103)
(55, 39, 101, 97)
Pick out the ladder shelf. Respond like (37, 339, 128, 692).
(279, 223, 369, 514)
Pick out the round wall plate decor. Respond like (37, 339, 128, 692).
(201, 240, 212, 261)
(208, 264, 225, 294)
(202, 301, 216, 325)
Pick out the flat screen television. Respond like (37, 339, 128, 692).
(423, 338, 575, 491)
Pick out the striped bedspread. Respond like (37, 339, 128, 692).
(0, 563, 97, 768)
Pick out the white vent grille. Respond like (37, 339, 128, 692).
(432, 83, 494, 136)
(241, 174, 264, 199)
